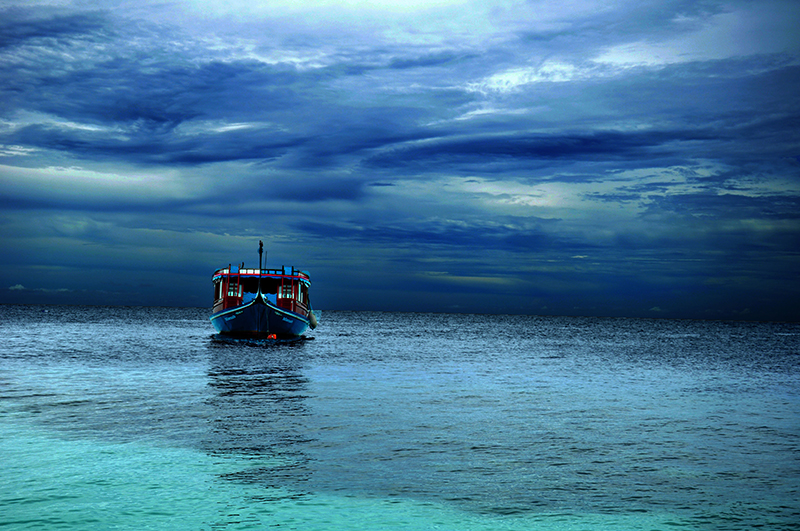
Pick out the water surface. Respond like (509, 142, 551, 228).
(1, 306, 798, 529)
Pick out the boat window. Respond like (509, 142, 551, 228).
(227, 279, 241, 297)
(280, 283, 294, 299)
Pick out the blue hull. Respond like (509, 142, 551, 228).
(210, 295, 310, 338)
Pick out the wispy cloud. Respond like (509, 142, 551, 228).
(9, 284, 72, 293)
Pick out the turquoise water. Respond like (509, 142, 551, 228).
(1, 306, 798, 529)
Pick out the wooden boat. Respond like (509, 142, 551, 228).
(210, 241, 317, 338)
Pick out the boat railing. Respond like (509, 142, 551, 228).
(213, 266, 309, 280)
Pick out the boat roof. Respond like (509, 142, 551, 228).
(212, 267, 311, 285)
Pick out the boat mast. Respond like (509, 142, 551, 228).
(258, 240, 263, 295)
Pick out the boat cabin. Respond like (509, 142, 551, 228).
(212, 266, 311, 316)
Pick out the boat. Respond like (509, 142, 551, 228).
(210, 241, 317, 338)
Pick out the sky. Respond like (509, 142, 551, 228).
(1, 0, 799, 321)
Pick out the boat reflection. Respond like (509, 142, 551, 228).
(205, 338, 314, 498)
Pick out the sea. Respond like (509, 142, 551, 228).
(1, 305, 798, 531)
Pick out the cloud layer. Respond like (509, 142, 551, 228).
(1, 0, 799, 320)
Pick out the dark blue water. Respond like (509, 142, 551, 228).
(1, 306, 798, 529)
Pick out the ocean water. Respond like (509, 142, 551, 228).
(1, 306, 798, 530)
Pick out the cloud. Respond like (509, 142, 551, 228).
(362, 129, 725, 179)
(7, 284, 72, 293)
(594, 1, 800, 67)
(0, 0, 798, 320)
(0, 8, 107, 49)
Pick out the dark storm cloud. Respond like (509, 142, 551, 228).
(363, 129, 716, 173)
(296, 215, 577, 256)
(0, 8, 106, 49)
(8, 121, 304, 165)
(0, 12, 440, 171)
(387, 51, 475, 70)
(648, 192, 800, 221)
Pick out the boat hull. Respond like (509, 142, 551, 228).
(210, 295, 310, 338)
